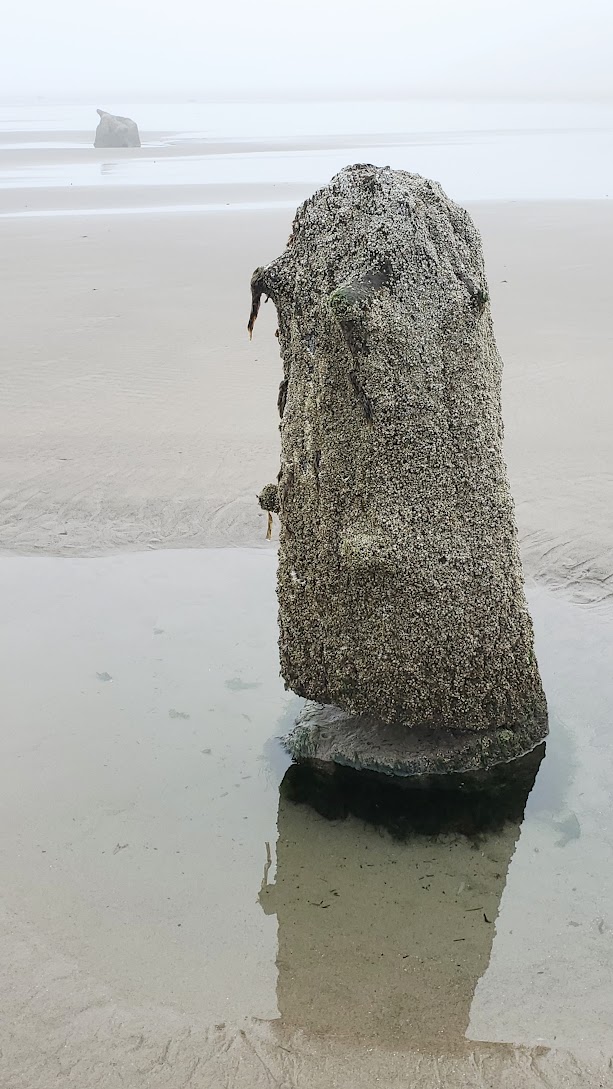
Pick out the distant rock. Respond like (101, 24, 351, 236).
(94, 109, 141, 148)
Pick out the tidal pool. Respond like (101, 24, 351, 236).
(0, 548, 611, 1087)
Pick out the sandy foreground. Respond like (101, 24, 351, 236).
(1, 197, 612, 606)
(1, 550, 613, 1088)
(1, 177, 613, 1087)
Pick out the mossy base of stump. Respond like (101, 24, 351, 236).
(283, 701, 549, 779)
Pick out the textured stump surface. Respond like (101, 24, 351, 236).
(251, 165, 547, 769)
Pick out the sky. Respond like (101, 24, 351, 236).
(3, 0, 612, 102)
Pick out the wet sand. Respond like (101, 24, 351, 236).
(1, 199, 612, 605)
(1, 549, 612, 1086)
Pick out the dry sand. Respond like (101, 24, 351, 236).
(1, 198, 612, 606)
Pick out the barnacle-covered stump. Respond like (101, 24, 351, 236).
(250, 164, 548, 776)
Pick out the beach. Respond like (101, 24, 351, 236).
(2, 197, 612, 603)
(1, 101, 613, 1086)
(2, 552, 613, 1088)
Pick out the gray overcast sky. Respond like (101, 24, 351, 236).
(3, 0, 612, 102)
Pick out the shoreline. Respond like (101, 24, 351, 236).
(1, 192, 611, 220)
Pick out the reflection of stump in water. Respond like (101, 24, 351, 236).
(260, 747, 544, 1051)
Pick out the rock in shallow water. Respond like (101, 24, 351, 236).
(250, 164, 548, 774)
(94, 108, 141, 148)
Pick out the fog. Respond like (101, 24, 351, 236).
(2, 0, 612, 103)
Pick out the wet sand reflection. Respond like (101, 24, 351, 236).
(261, 748, 544, 1051)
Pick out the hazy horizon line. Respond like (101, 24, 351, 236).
(3, 91, 613, 108)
